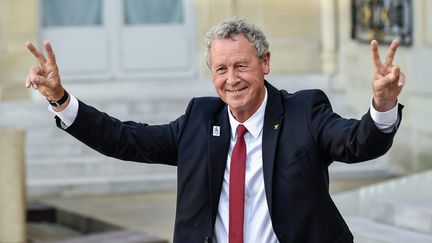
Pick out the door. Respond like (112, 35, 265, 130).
(40, 0, 195, 79)
(119, 0, 194, 73)
(40, 0, 109, 75)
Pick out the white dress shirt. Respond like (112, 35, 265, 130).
(213, 88, 279, 242)
(50, 89, 399, 243)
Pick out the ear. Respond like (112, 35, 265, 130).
(262, 51, 271, 74)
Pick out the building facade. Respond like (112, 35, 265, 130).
(0, 0, 322, 99)
(336, 0, 432, 172)
(1, 0, 431, 196)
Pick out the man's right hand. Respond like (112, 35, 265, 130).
(25, 41, 65, 101)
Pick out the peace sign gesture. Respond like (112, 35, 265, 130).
(25, 41, 65, 104)
(371, 39, 405, 112)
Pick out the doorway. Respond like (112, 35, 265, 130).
(40, 0, 196, 80)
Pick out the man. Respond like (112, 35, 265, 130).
(25, 18, 404, 243)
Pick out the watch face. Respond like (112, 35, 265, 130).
(48, 100, 59, 107)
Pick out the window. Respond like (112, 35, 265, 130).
(42, 0, 102, 27)
(123, 0, 183, 25)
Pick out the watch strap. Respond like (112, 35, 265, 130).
(47, 90, 69, 107)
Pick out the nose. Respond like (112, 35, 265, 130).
(226, 68, 240, 85)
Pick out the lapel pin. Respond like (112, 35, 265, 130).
(274, 124, 279, 130)
(212, 126, 220, 136)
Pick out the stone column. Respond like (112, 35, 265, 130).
(320, 0, 338, 76)
(0, 130, 26, 243)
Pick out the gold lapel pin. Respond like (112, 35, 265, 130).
(274, 124, 279, 130)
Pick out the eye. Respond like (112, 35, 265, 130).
(215, 67, 227, 74)
(236, 64, 248, 71)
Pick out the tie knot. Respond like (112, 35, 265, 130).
(236, 124, 248, 139)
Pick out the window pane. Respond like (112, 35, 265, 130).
(42, 0, 102, 27)
(124, 0, 183, 25)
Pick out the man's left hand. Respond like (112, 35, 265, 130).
(370, 39, 405, 112)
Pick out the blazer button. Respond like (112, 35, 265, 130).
(204, 235, 209, 243)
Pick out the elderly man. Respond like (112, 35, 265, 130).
(26, 18, 404, 243)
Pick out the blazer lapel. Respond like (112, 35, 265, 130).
(208, 107, 230, 228)
(262, 82, 284, 216)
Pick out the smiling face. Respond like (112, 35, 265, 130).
(210, 34, 270, 122)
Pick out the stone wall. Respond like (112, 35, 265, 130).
(334, 0, 432, 173)
(0, 0, 37, 101)
(0, 0, 322, 100)
(195, 0, 322, 76)
(0, 130, 26, 243)
(1, 0, 322, 101)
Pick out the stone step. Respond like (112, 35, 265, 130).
(0, 95, 191, 131)
(26, 141, 90, 158)
(369, 196, 432, 235)
(27, 222, 83, 242)
(346, 217, 432, 243)
(5, 75, 349, 199)
(27, 156, 176, 178)
(2, 75, 333, 129)
(0, 101, 52, 128)
(27, 203, 167, 242)
(27, 173, 177, 198)
(329, 159, 397, 180)
(328, 159, 398, 193)
(46, 230, 167, 243)
(60, 79, 216, 102)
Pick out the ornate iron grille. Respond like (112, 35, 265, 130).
(351, 0, 412, 46)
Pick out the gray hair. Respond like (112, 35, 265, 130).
(204, 17, 269, 67)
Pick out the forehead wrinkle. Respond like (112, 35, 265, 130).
(210, 36, 256, 67)
(212, 56, 250, 69)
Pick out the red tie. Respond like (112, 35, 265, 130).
(229, 124, 248, 243)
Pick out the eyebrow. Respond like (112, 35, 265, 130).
(212, 64, 226, 69)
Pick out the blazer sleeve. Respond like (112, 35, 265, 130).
(308, 90, 403, 163)
(56, 99, 192, 166)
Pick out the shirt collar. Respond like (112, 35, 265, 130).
(228, 87, 268, 140)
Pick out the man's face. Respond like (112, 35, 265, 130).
(210, 34, 270, 122)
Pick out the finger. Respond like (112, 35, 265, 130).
(385, 39, 400, 67)
(391, 66, 400, 82)
(25, 41, 47, 65)
(28, 74, 48, 87)
(398, 72, 406, 87)
(25, 72, 38, 89)
(26, 64, 48, 89)
(25, 73, 32, 88)
(370, 40, 382, 69)
(28, 65, 43, 77)
(26, 73, 38, 90)
(44, 41, 57, 65)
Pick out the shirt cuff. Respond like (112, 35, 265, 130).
(370, 97, 398, 133)
(48, 94, 79, 129)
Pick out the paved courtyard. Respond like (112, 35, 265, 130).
(38, 190, 177, 242)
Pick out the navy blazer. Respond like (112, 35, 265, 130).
(59, 82, 402, 243)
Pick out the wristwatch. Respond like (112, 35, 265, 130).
(47, 89, 69, 107)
